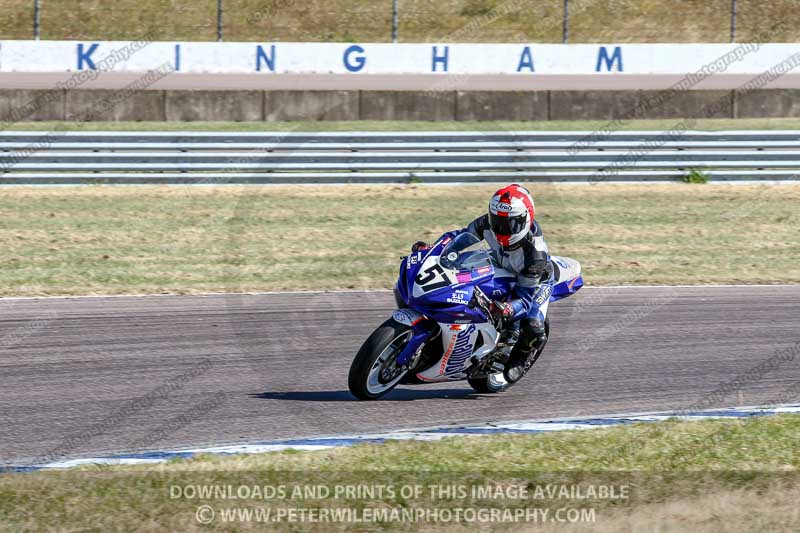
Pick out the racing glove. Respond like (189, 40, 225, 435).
(411, 241, 430, 252)
(489, 301, 514, 328)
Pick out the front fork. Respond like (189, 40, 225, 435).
(396, 319, 436, 367)
(391, 309, 437, 369)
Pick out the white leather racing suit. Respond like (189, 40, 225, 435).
(445, 214, 554, 323)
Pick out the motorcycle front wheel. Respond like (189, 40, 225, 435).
(348, 318, 413, 400)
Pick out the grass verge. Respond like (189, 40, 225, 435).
(9, 117, 800, 131)
(0, 184, 798, 296)
(1, 415, 799, 531)
(1, 0, 798, 43)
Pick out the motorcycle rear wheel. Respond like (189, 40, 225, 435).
(467, 373, 509, 393)
(468, 317, 550, 393)
(348, 318, 413, 400)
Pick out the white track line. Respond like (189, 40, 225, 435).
(8, 403, 799, 471)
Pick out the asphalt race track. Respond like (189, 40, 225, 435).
(1, 286, 799, 467)
(5, 72, 800, 91)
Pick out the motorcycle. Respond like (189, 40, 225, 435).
(348, 232, 583, 400)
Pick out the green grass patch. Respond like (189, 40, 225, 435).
(1, 415, 799, 531)
(0, 183, 798, 296)
(9, 117, 800, 131)
(682, 168, 711, 184)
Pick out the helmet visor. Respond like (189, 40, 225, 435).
(489, 211, 528, 237)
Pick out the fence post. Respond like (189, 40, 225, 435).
(391, 0, 398, 43)
(562, 0, 569, 44)
(730, 0, 737, 42)
(33, 0, 41, 40)
(217, 0, 223, 41)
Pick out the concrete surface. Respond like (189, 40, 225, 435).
(2, 70, 800, 121)
(65, 89, 166, 122)
(5, 72, 800, 91)
(736, 89, 800, 118)
(455, 90, 549, 121)
(164, 90, 263, 122)
(263, 90, 359, 121)
(359, 91, 457, 121)
(0, 89, 64, 122)
(6, 87, 799, 123)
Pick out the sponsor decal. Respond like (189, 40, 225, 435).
(492, 200, 514, 212)
(391, 309, 419, 325)
(440, 324, 477, 374)
(446, 288, 471, 306)
(456, 272, 472, 283)
(534, 285, 553, 305)
(446, 252, 458, 261)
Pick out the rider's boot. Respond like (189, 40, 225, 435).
(503, 317, 546, 384)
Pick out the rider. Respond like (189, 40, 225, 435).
(412, 184, 553, 384)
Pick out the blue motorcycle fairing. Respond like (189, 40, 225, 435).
(396, 239, 497, 325)
(551, 275, 584, 301)
(396, 239, 447, 307)
(395, 318, 437, 366)
(396, 236, 584, 327)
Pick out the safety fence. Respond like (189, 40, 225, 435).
(0, 130, 798, 184)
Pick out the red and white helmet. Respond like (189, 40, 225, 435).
(488, 184, 535, 248)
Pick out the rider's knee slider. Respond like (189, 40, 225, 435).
(522, 318, 545, 337)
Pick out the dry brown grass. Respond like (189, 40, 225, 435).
(0, 183, 797, 296)
(1, 0, 799, 42)
(571, 482, 800, 533)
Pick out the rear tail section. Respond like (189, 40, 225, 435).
(550, 256, 583, 302)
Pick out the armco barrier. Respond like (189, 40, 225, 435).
(0, 130, 799, 184)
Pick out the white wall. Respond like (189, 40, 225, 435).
(0, 41, 797, 76)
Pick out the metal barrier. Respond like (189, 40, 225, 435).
(1, 131, 798, 184)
